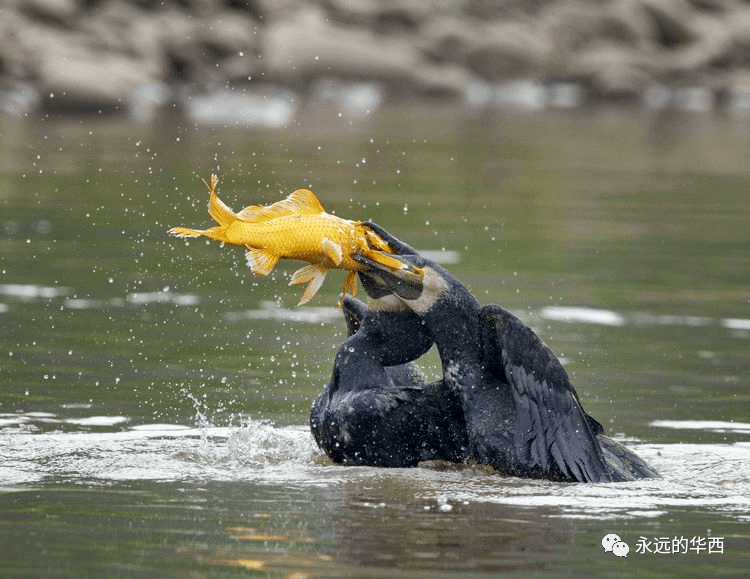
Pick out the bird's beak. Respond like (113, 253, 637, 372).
(340, 294, 367, 336)
(353, 252, 424, 300)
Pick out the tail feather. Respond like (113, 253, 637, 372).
(598, 434, 660, 481)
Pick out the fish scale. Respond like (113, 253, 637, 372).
(224, 213, 366, 269)
(168, 174, 422, 305)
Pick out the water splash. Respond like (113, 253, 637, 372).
(1, 410, 749, 523)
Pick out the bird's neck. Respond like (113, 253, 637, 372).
(434, 317, 483, 392)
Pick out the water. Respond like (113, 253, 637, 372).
(1, 105, 749, 577)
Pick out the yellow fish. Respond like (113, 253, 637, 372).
(168, 175, 421, 305)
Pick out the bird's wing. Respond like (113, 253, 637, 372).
(479, 304, 613, 482)
(315, 383, 465, 467)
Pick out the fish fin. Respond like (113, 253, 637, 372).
(289, 264, 328, 305)
(338, 271, 358, 308)
(203, 174, 219, 193)
(364, 228, 394, 253)
(362, 248, 424, 278)
(167, 175, 235, 242)
(203, 175, 238, 228)
(235, 189, 325, 223)
(245, 248, 281, 276)
(168, 226, 205, 238)
(321, 237, 344, 266)
(168, 225, 227, 242)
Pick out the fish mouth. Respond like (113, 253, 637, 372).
(353, 252, 424, 300)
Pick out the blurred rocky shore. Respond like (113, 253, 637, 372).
(3, 0, 750, 123)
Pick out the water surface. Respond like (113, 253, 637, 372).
(1, 106, 749, 577)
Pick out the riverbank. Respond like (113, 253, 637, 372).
(3, 0, 750, 122)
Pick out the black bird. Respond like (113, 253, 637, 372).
(310, 293, 468, 467)
(342, 222, 659, 483)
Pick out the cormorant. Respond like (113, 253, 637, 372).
(310, 294, 468, 467)
(311, 222, 658, 482)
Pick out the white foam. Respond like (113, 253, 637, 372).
(65, 416, 130, 427)
(651, 420, 750, 434)
(723, 318, 750, 331)
(126, 291, 200, 306)
(3, 415, 750, 521)
(0, 283, 71, 299)
(539, 306, 625, 327)
(226, 300, 340, 324)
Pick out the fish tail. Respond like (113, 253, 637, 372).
(168, 226, 209, 238)
(167, 175, 238, 243)
(204, 175, 238, 229)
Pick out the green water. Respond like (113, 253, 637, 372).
(1, 106, 749, 577)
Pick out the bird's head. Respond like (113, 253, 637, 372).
(355, 251, 458, 317)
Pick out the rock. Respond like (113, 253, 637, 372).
(728, 6, 750, 72)
(730, 6, 750, 45)
(413, 61, 475, 98)
(419, 16, 480, 65)
(606, 0, 661, 49)
(39, 49, 158, 113)
(261, 6, 467, 98)
(541, 0, 652, 55)
(464, 20, 550, 80)
(568, 40, 655, 99)
(81, 1, 167, 80)
(20, 0, 79, 26)
(4, 3, 164, 114)
(637, 0, 696, 47)
(145, 8, 219, 84)
(659, 13, 732, 75)
(262, 7, 415, 85)
(200, 13, 260, 55)
(2, 0, 750, 114)
(195, 11, 262, 83)
(0, 7, 31, 79)
(422, 16, 550, 80)
(324, 0, 451, 30)
(251, 0, 307, 21)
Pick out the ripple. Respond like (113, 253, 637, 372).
(1, 412, 749, 522)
